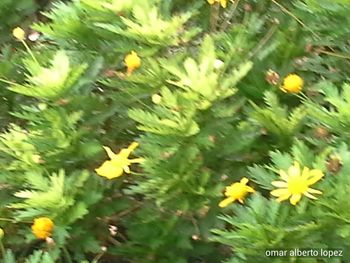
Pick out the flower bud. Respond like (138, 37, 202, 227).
(151, 94, 162, 104)
(13, 27, 26, 41)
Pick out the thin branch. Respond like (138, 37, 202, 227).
(21, 40, 39, 65)
(220, 0, 241, 32)
(319, 50, 350, 60)
(248, 24, 278, 59)
(210, 3, 220, 32)
(271, 0, 320, 40)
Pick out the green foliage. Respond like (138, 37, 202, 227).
(11, 169, 90, 223)
(0, 0, 38, 42)
(9, 51, 88, 100)
(0, 0, 350, 262)
(212, 193, 323, 262)
(97, 0, 200, 46)
(305, 82, 350, 136)
(4, 249, 54, 263)
(249, 91, 306, 143)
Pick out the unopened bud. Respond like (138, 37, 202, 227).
(214, 59, 224, 69)
(13, 27, 25, 41)
(45, 237, 55, 247)
(152, 94, 162, 104)
(327, 155, 342, 174)
(109, 225, 118, 236)
(191, 234, 201, 241)
(265, 69, 280, 85)
(28, 32, 40, 42)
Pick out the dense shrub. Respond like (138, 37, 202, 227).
(0, 0, 349, 262)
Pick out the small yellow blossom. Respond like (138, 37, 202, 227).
(271, 161, 324, 205)
(13, 27, 26, 41)
(0, 228, 4, 239)
(281, 74, 304, 93)
(95, 142, 144, 179)
(207, 0, 228, 8)
(219, 177, 255, 207)
(32, 217, 54, 239)
(124, 51, 141, 76)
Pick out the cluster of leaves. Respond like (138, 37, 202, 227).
(0, 0, 38, 43)
(0, 0, 349, 262)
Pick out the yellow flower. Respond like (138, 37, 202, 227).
(281, 74, 304, 93)
(95, 142, 144, 179)
(0, 228, 4, 239)
(219, 177, 255, 207)
(124, 51, 141, 76)
(271, 162, 324, 205)
(207, 0, 228, 8)
(12, 27, 26, 41)
(32, 217, 54, 239)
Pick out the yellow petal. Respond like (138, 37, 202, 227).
(304, 192, 318, 200)
(288, 162, 301, 177)
(276, 193, 291, 202)
(271, 188, 289, 197)
(240, 177, 249, 185)
(245, 186, 255, 193)
(272, 181, 288, 188)
(129, 157, 145, 163)
(95, 161, 124, 179)
(301, 167, 310, 179)
(128, 142, 139, 152)
(219, 197, 235, 208)
(220, 0, 227, 8)
(123, 165, 131, 174)
(290, 194, 302, 205)
(306, 169, 324, 185)
(238, 198, 244, 204)
(279, 170, 289, 181)
(207, 0, 215, 4)
(307, 188, 322, 195)
(103, 146, 117, 159)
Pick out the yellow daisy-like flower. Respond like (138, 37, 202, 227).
(124, 51, 141, 76)
(31, 217, 54, 239)
(271, 162, 324, 205)
(207, 0, 228, 8)
(281, 74, 304, 94)
(219, 177, 255, 207)
(13, 27, 26, 41)
(95, 142, 144, 179)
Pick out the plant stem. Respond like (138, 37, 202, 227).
(248, 24, 278, 59)
(62, 247, 73, 263)
(271, 0, 320, 40)
(220, 0, 240, 31)
(92, 250, 105, 263)
(210, 3, 220, 32)
(21, 40, 39, 64)
(0, 240, 5, 259)
(319, 50, 350, 60)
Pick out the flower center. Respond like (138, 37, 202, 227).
(227, 183, 247, 199)
(111, 156, 130, 167)
(287, 176, 308, 194)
